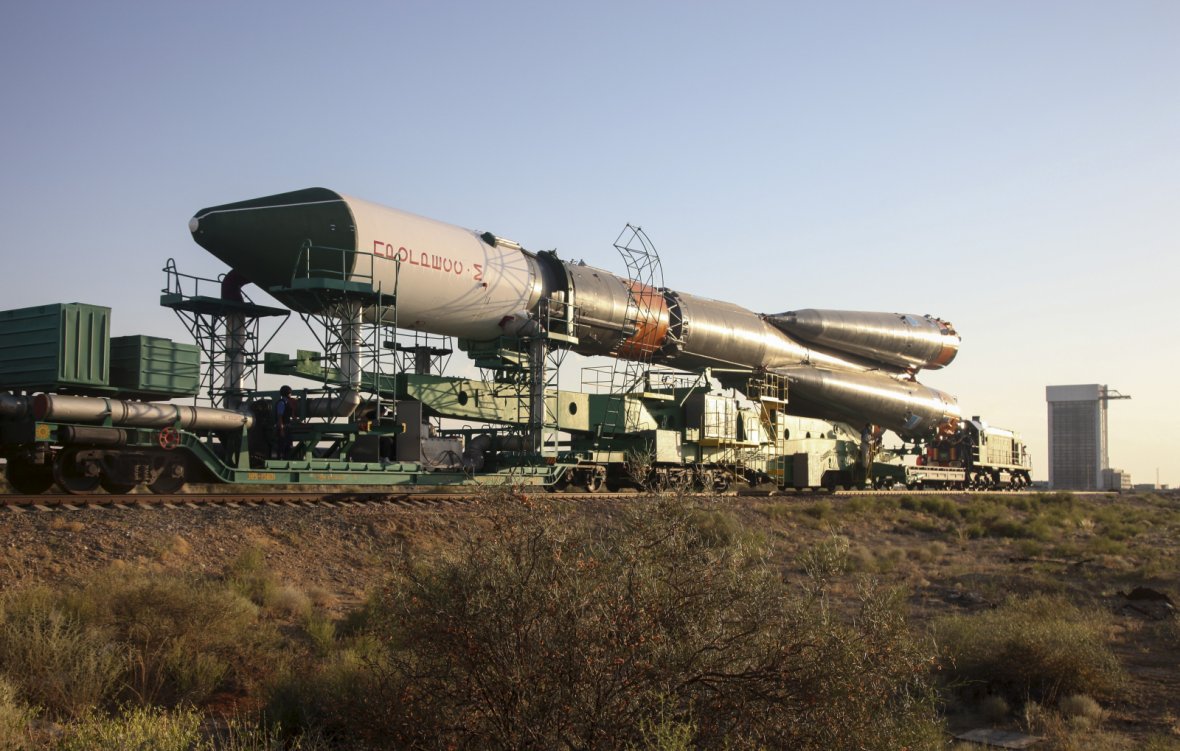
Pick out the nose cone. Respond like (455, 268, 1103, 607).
(188, 187, 356, 290)
(766, 309, 823, 341)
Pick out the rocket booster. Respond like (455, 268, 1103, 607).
(188, 188, 961, 437)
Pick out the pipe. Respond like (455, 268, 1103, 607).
(225, 312, 248, 408)
(0, 393, 29, 420)
(300, 390, 363, 419)
(59, 425, 131, 447)
(462, 434, 493, 471)
(33, 394, 253, 431)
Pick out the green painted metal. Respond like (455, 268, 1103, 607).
(263, 350, 402, 397)
(190, 188, 357, 292)
(109, 335, 200, 398)
(0, 303, 110, 390)
(403, 374, 592, 433)
(263, 352, 594, 433)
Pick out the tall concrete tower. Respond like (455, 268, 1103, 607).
(1046, 384, 1130, 490)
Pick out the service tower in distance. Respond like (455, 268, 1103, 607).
(1046, 384, 1130, 490)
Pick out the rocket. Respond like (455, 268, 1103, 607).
(188, 188, 961, 438)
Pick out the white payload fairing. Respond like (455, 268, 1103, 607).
(189, 188, 961, 438)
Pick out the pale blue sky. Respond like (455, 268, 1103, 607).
(1, 1, 1176, 484)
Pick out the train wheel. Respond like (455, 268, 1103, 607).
(53, 450, 101, 494)
(546, 473, 570, 493)
(99, 472, 136, 495)
(149, 459, 187, 494)
(585, 474, 604, 493)
(5, 458, 54, 494)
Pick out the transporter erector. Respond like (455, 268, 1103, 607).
(2, 188, 1009, 495)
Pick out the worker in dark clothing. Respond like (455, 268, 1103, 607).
(275, 385, 298, 459)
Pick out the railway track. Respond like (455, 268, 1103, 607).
(0, 485, 1049, 512)
(0, 490, 482, 512)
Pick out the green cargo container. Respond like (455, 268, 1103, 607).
(0, 303, 111, 390)
(109, 335, 201, 398)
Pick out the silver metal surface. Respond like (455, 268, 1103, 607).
(33, 394, 253, 431)
(776, 367, 960, 437)
(563, 262, 633, 354)
(299, 390, 362, 419)
(767, 309, 959, 371)
(666, 292, 770, 369)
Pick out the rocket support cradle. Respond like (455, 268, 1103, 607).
(189, 188, 961, 439)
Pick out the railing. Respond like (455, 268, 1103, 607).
(161, 258, 263, 305)
(288, 241, 398, 293)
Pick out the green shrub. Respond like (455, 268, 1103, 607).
(264, 649, 376, 741)
(984, 515, 1053, 541)
(918, 495, 959, 520)
(933, 594, 1125, 704)
(688, 508, 742, 548)
(227, 547, 279, 606)
(842, 495, 900, 517)
(1035, 491, 1076, 507)
(303, 612, 336, 657)
(803, 499, 834, 520)
(269, 584, 313, 619)
(631, 699, 697, 751)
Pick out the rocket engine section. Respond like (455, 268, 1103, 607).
(189, 188, 962, 438)
(767, 309, 960, 372)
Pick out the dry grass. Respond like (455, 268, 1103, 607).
(269, 584, 312, 619)
(2, 488, 1177, 748)
(934, 593, 1126, 705)
(0, 677, 35, 751)
(0, 587, 122, 716)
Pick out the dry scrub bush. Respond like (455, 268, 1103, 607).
(264, 648, 375, 741)
(0, 678, 35, 751)
(303, 496, 942, 750)
(1057, 694, 1104, 729)
(798, 532, 851, 581)
(270, 584, 313, 619)
(56, 705, 203, 751)
(70, 566, 273, 706)
(0, 587, 121, 716)
(303, 611, 337, 657)
(0, 564, 278, 717)
(227, 546, 279, 606)
(933, 594, 1125, 705)
(55, 705, 331, 751)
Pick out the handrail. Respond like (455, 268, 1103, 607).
(287, 240, 398, 292)
(161, 257, 262, 305)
